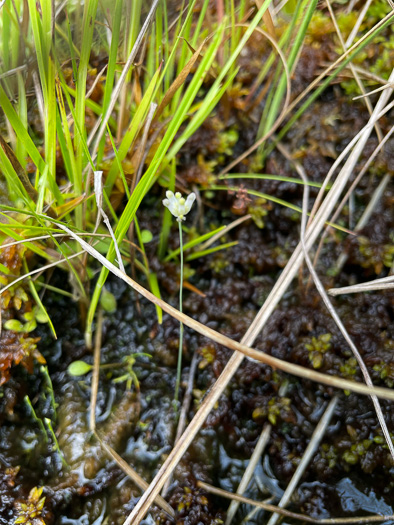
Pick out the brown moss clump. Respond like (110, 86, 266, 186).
(0, 330, 43, 385)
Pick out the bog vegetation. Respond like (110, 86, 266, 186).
(0, 0, 393, 524)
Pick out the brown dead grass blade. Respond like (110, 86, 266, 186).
(88, 309, 175, 518)
(154, 39, 208, 123)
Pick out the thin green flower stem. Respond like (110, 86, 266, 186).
(175, 221, 184, 405)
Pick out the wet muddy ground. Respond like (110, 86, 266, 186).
(1, 5, 394, 524)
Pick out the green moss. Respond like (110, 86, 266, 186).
(253, 396, 292, 425)
(248, 198, 270, 229)
(343, 439, 372, 465)
(305, 333, 332, 369)
(358, 236, 394, 274)
(373, 362, 394, 388)
(321, 443, 338, 469)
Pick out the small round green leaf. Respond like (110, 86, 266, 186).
(141, 229, 153, 243)
(4, 319, 24, 332)
(68, 360, 92, 376)
(24, 319, 37, 332)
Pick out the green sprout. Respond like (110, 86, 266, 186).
(24, 395, 47, 443)
(44, 418, 68, 468)
(112, 353, 151, 391)
(68, 353, 151, 392)
(163, 190, 196, 404)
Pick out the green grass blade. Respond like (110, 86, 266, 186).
(148, 272, 163, 325)
(258, 0, 318, 150)
(275, 12, 394, 146)
(23, 260, 57, 339)
(96, 0, 124, 167)
(74, 0, 99, 227)
(212, 185, 351, 233)
(0, 86, 49, 180)
(219, 173, 329, 189)
(158, 160, 176, 259)
(164, 226, 226, 262)
(186, 241, 238, 261)
(104, 66, 161, 193)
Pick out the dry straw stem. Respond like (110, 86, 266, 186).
(123, 64, 394, 523)
(161, 352, 199, 498)
(308, 118, 393, 275)
(93, 430, 175, 519)
(329, 275, 394, 296)
(89, 307, 103, 433)
(88, 308, 174, 518)
(267, 397, 339, 525)
(226, 382, 287, 524)
(199, 214, 251, 251)
(325, 0, 382, 141)
(297, 117, 394, 461)
(327, 122, 394, 229)
(198, 481, 394, 524)
(225, 424, 271, 525)
(353, 81, 394, 100)
(308, 97, 394, 227)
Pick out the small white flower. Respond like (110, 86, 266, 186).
(163, 191, 196, 222)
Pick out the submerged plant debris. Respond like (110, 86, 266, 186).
(0, 1, 394, 524)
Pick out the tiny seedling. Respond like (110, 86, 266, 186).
(44, 418, 68, 468)
(40, 365, 58, 417)
(162, 190, 196, 403)
(68, 353, 151, 392)
(112, 353, 152, 391)
(24, 395, 47, 443)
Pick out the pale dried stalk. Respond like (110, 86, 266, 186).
(161, 353, 199, 498)
(219, 23, 291, 175)
(225, 424, 271, 525)
(311, 122, 394, 273)
(93, 431, 175, 518)
(353, 82, 394, 100)
(199, 214, 252, 251)
(326, 0, 382, 141)
(221, 10, 394, 174)
(89, 308, 103, 432)
(94, 170, 125, 272)
(267, 397, 338, 525)
(198, 481, 394, 524)
(345, 0, 374, 48)
(297, 120, 394, 462)
(329, 275, 394, 296)
(307, 97, 394, 231)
